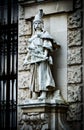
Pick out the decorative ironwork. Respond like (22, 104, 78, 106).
(0, 0, 18, 129)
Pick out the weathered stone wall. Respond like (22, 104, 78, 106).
(18, 5, 32, 105)
(18, 6, 32, 128)
(67, 0, 83, 129)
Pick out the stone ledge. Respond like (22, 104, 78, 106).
(24, 0, 73, 19)
(18, 102, 69, 113)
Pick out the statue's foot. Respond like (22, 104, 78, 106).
(38, 91, 46, 100)
(32, 92, 39, 100)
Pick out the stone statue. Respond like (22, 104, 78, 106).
(24, 9, 60, 100)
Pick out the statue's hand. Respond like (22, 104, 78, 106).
(23, 60, 28, 66)
(42, 56, 48, 61)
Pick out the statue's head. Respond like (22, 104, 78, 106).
(33, 9, 44, 31)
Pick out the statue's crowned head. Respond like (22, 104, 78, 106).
(33, 9, 44, 31)
(33, 9, 43, 23)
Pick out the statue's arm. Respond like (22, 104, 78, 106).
(23, 53, 30, 65)
(44, 49, 48, 57)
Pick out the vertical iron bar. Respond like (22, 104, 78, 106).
(0, 23, 2, 128)
(0, 0, 18, 129)
(6, 0, 11, 129)
(16, 21, 18, 130)
(2, 19, 6, 128)
(12, 19, 14, 129)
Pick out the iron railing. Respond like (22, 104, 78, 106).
(0, 0, 18, 129)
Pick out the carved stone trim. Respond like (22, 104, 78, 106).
(18, 103, 70, 130)
(20, 113, 49, 130)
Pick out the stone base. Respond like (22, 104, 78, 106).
(18, 100, 70, 130)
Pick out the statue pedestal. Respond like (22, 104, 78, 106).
(19, 100, 70, 130)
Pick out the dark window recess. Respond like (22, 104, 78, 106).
(0, 0, 18, 129)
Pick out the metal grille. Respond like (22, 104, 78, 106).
(0, 0, 18, 129)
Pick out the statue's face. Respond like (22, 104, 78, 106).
(34, 21, 43, 31)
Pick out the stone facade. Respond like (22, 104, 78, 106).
(67, 0, 83, 129)
(18, 0, 83, 130)
(18, 9, 32, 103)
